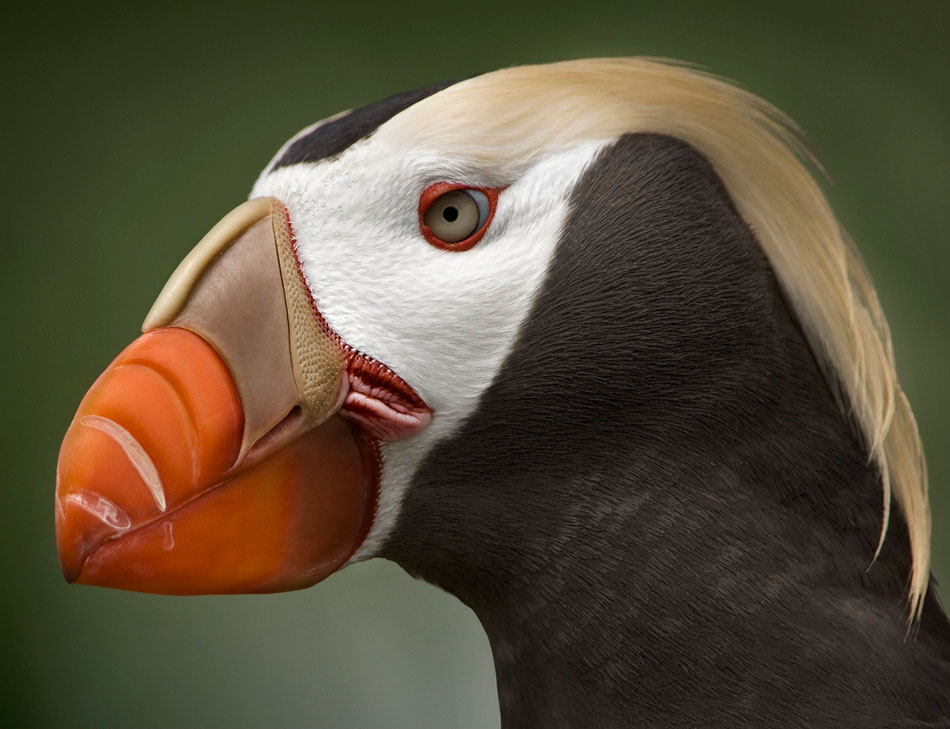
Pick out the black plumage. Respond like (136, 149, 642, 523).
(386, 133, 950, 728)
(272, 80, 455, 169)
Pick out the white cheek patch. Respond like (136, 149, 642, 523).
(251, 138, 608, 560)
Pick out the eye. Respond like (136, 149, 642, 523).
(425, 190, 486, 242)
(419, 183, 500, 251)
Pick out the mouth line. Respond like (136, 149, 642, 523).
(340, 352, 433, 440)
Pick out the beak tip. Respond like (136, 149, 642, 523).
(55, 499, 98, 586)
(61, 569, 79, 584)
(57, 546, 85, 584)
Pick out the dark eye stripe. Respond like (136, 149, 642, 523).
(271, 80, 460, 170)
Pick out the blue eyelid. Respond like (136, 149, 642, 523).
(463, 189, 491, 230)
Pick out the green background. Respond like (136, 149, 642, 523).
(2, 2, 947, 727)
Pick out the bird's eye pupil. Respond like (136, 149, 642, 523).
(442, 207, 459, 222)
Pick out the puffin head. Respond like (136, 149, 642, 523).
(55, 59, 930, 629)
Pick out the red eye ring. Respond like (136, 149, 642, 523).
(419, 182, 502, 252)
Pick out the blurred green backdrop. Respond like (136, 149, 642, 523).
(2, 1, 947, 727)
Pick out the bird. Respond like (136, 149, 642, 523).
(54, 58, 950, 727)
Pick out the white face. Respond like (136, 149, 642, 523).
(251, 115, 608, 558)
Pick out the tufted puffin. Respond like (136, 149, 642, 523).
(55, 59, 950, 727)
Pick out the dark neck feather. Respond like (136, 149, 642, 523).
(384, 134, 950, 727)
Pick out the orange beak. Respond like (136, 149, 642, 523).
(55, 198, 378, 594)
